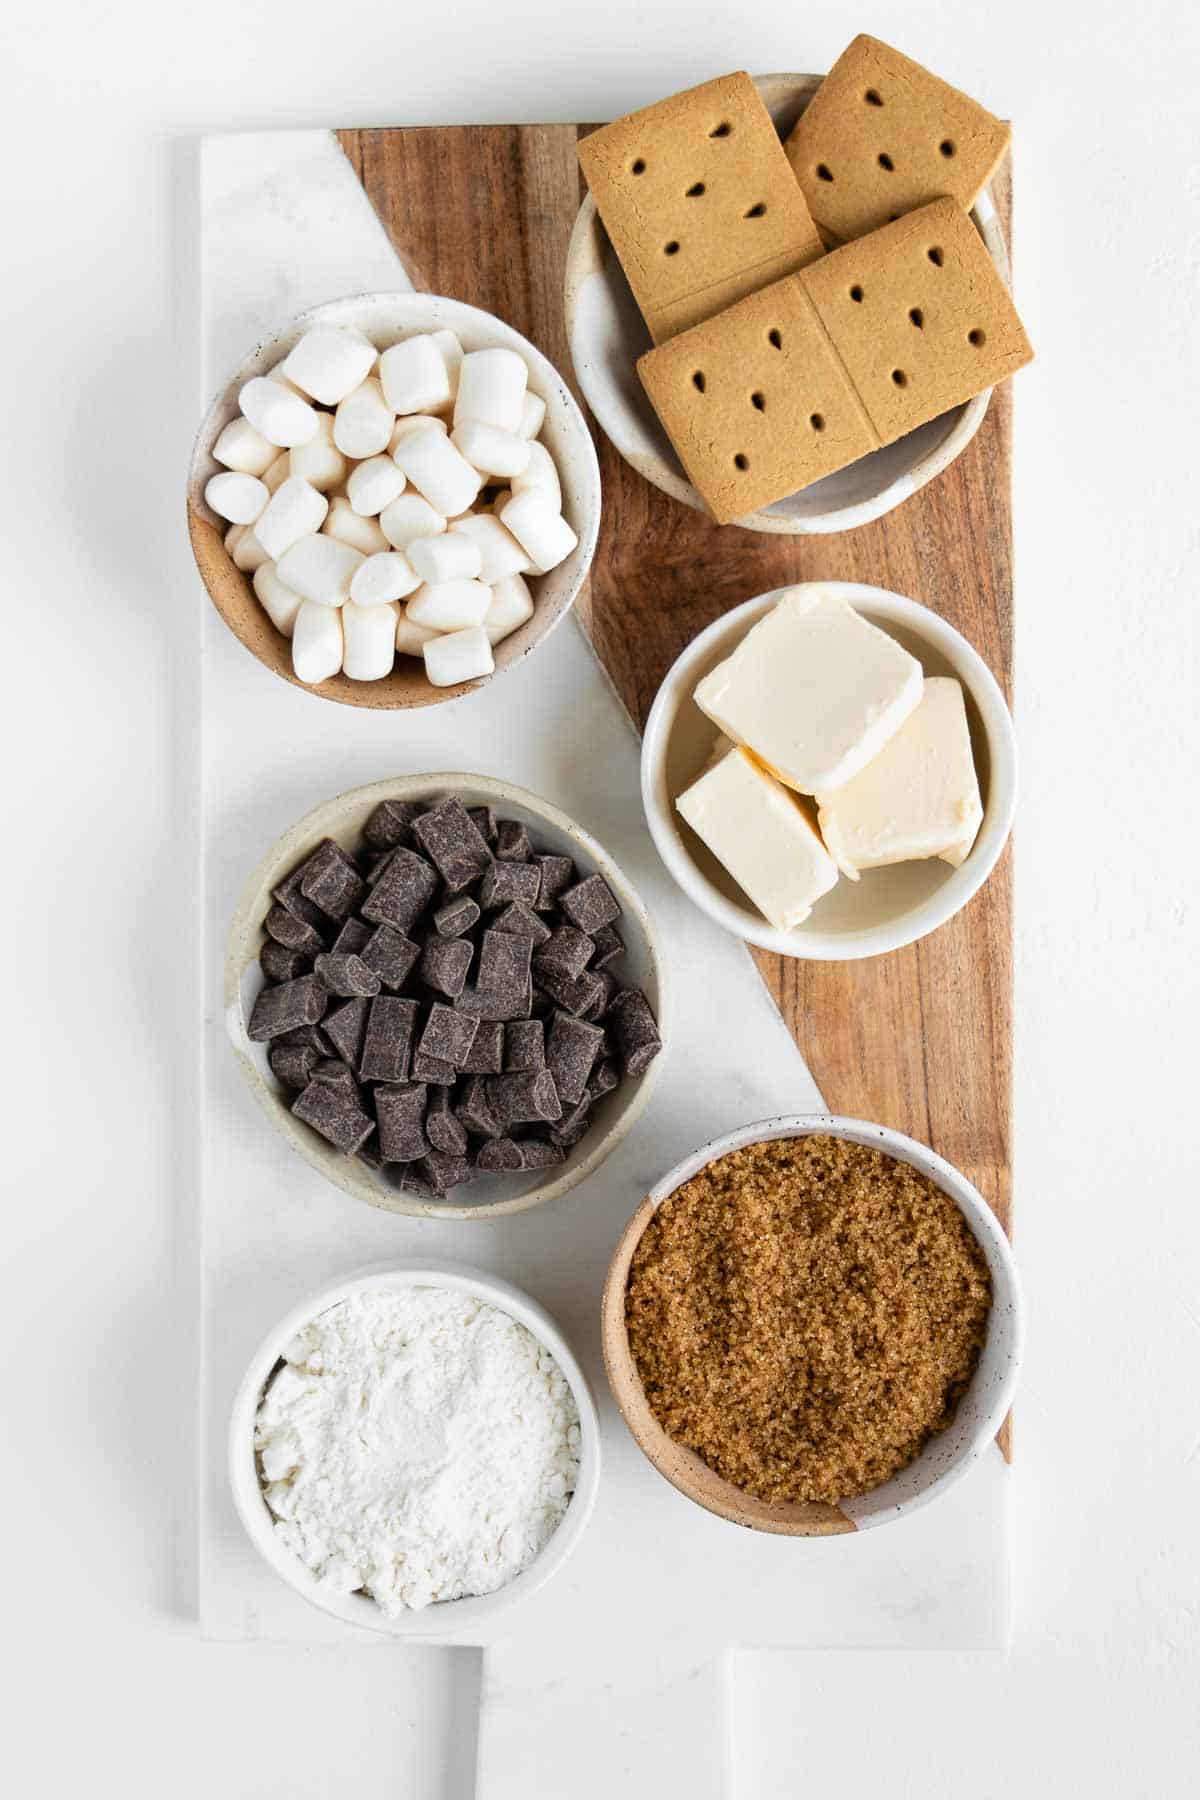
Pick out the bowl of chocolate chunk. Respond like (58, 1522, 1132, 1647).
(641, 580, 1016, 959)
(225, 775, 666, 1218)
(601, 1116, 1022, 1534)
(189, 292, 600, 706)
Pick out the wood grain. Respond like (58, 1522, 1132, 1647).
(337, 124, 1014, 1451)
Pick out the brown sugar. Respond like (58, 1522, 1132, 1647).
(625, 1134, 991, 1504)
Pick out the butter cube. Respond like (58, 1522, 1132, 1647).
(677, 746, 838, 931)
(693, 586, 923, 794)
(816, 678, 983, 879)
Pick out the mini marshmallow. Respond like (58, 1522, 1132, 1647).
(423, 625, 495, 688)
(292, 601, 344, 684)
(499, 491, 578, 573)
(451, 421, 531, 480)
(226, 522, 271, 573)
(324, 496, 389, 556)
(482, 573, 535, 645)
(253, 561, 305, 637)
(288, 414, 347, 493)
(392, 424, 483, 519)
(454, 348, 527, 433)
(379, 492, 447, 549)
(408, 533, 483, 585)
(333, 377, 395, 459)
(449, 513, 531, 582)
(347, 456, 406, 517)
(406, 579, 492, 631)
(205, 470, 268, 524)
(265, 360, 308, 397)
(379, 335, 452, 415)
(254, 476, 329, 561)
(276, 534, 364, 606)
(431, 330, 464, 401)
(518, 391, 546, 440)
(510, 439, 561, 509)
(350, 551, 422, 606)
(239, 376, 321, 448)
(395, 611, 442, 656)
(389, 414, 447, 454)
(212, 416, 277, 476)
(342, 600, 398, 680)
(262, 452, 291, 494)
(281, 326, 377, 405)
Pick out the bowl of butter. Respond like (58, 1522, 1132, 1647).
(641, 581, 1016, 960)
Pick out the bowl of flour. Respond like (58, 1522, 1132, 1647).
(229, 1262, 601, 1635)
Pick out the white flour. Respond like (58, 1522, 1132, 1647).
(254, 1287, 581, 1614)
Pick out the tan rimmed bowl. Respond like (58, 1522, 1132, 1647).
(602, 1115, 1022, 1536)
(189, 292, 600, 708)
(225, 773, 668, 1220)
(564, 73, 1009, 535)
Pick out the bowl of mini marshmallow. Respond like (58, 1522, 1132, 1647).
(188, 293, 601, 708)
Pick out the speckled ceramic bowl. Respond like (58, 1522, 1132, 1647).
(565, 74, 1010, 535)
(189, 292, 600, 707)
(602, 1115, 1022, 1535)
(230, 1261, 602, 1637)
(225, 773, 667, 1219)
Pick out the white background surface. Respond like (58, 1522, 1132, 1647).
(2, 0, 1197, 1795)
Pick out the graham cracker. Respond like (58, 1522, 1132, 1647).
(785, 35, 1011, 243)
(578, 72, 824, 344)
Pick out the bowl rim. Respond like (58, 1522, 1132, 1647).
(224, 771, 670, 1220)
(228, 1260, 602, 1637)
(601, 1113, 1023, 1536)
(640, 580, 1017, 960)
(188, 289, 601, 709)
(564, 71, 1011, 537)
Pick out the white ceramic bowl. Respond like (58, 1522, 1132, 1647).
(188, 292, 601, 708)
(230, 1262, 602, 1636)
(602, 1115, 1022, 1535)
(564, 73, 1010, 535)
(641, 581, 1016, 960)
(226, 773, 668, 1219)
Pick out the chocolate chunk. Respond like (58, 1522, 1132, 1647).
(546, 1010, 605, 1104)
(260, 938, 309, 984)
(516, 1137, 567, 1169)
(476, 1136, 525, 1173)
(362, 847, 438, 934)
(418, 1001, 479, 1068)
(363, 798, 423, 849)
(494, 819, 532, 862)
(357, 1132, 384, 1170)
(491, 901, 552, 944)
(433, 894, 481, 938)
(456, 1075, 502, 1138)
(530, 853, 573, 910)
(311, 1057, 357, 1092)
(480, 860, 540, 910)
(418, 1150, 474, 1193)
(359, 996, 418, 1083)
(365, 848, 396, 885)
(292, 1079, 374, 1154)
(588, 923, 624, 970)
(271, 865, 328, 931)
(394, 1164, 438, 1199)
(460, 1019, 505, 1074)
(504, 1018, 545, 1072)
(486, 1069, 562, 1127)
(413, 797, 492, 894)
(264, 904, 324, 955)
(587, 1057, 620, 1103)
(323, 997, 370, 1069)
(247, 973, 328, 1041)
(298, 838, 367, 921)
(533, 963, 606, 1018)
(411, 1049, 457, 1085)
(268, 1042, 317, 1089)
(276, 1023, 332, 1053)
(534, 924, 593, 980)
(332, 917, 372, 957)
(314, 952, 382, 998)
(418, 935, 473, 1000)
(478, 927, 532, 996)
(580, 969, 618, 1021)
(548, 1096, 593, 1148)
(426, 1088, 468, 1156)
(459, 978, 532, 1022)
(560, 873, 621, 934)
(605, 988, 662, 1076)
(360, 923, 421, 991)
(467, 805, 499, 845)
(374, 1082, 430, 1162)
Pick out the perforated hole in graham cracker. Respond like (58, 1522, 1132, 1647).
(850, 285, 865, 303)
(664, 241, 680, 256)
(816, 164, 834, 182)
(928, 245, 944, 266)
(631, 158, 646, 175)
(692, 370, 706, 392)
(768, 328, 783, 349)
(744, 202, 767, 218)
(733, 452, 749, 470)
(968, 328, 986, 346)
(864, 88, 884, 106)
(909, 308, 924, 329)
(810, 413, 826, 431)
(686, 182, 705, 197)
(878, 152, 895, 171)
(940, 140, 956, 158)
(751, 391, 766, 410)
(891, 369, 908, 387)
(709, 121, 732, 138)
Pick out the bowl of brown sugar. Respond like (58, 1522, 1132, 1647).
(601, 1116, 1022, 1535)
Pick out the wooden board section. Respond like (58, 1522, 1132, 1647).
(336, 125, 1014, 1448)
